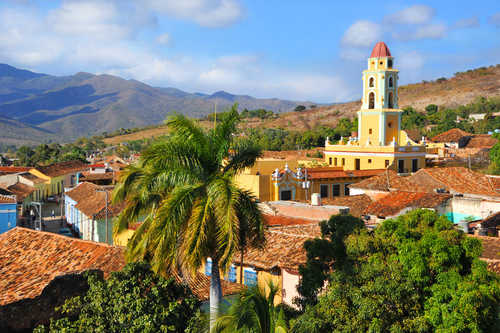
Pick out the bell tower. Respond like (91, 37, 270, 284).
(358, 41, 401, 146)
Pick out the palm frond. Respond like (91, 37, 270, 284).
(223, 140, 262, 175)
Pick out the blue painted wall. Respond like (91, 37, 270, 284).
(0, 203, 17, 234)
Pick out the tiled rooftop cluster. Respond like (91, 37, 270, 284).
(430, 128, 472, 143)
(364, 191, 451, 217)
(65, 182, 124, 219)
(35, 160, 87, 177)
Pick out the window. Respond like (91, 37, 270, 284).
(398, 160, 405, 173)
(388, 92, 394, 109)
(355, 159, 360, 170)
(228, 265, 237, 283)
(329, 157, 332, 165)
(205, 258, 212, 276)
(369, 128, 372, 135)
(342, 158, 345, 166)
(388, 76, 393, 87)
(388, 59, 393, 68)
(332, 184, 340, 197)
(388, 121, 392, 128)
(244, 268, 257, 287)
(412, 159, 418, 172)
(368, 92, 375, 109)
(368, 159, 372, 164)
(334, 157, 337, 166)
(369, 77, 374, 87)
(320, 184, 328, 198)
(385, 160, 390, 168)
(344, 184, 351, 196)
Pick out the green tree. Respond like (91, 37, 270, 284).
(291, 210, 500, 332)
(113, 105, 265, 328)
(213, 282, 288, 333)
(15, 146, 35, 166)
(294, 105, 306, 112)
(488, 133, 500, 174)
(425, 104, 438, 115)
(35, 262, 201, 333)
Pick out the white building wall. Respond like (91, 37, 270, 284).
(282, 269, 300, 308)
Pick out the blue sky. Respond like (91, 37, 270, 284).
(0, 1, 499, 103)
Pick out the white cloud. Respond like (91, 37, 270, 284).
(397, 50, 425, 82)
(142, 0, 244, 27)
(341, 20, 382, 47)
(454, 16, 479, 29)
(393, 23, 447, 41)
(386, 5, 435, 25)
(156, 33, 171, 45)
(489, 12, 500, 28)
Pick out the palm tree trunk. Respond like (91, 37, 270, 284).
(210, 256, 223, 330)
(239, 249, 244, 284)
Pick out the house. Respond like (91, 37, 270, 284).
(363, 191, 452, 223)
(0, 182, 36, 215)
(0, 227, 242, 331)
(64, 182, 120, 244)
(430, 128, 472, 148)
(324, 42, 426, 173)
(29, 160, 87, 199)
(78, 163, 116, 185)
(0, 195, 17, 234)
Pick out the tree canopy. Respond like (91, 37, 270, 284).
(291, 210, 500, 332)
(35, 262, 201, 333)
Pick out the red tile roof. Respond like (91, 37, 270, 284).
(349, 170, 426, 192)
(35, 160, 87, 177)
(263, 214, 317, 226)
(0, 183, 36, 201)
(0, 167, 31, 174)
(0, 194, 16, 204)
(370, 41, 391, 58)
(319, 194, 373, 217)
(305, 168, 385, 180)
(430, 128, 472, 143)
(364, 191, 451, 217)
(235, 224, 321, 272)
(174, 272, 244, 301)
(410, 167, 500, 197)
(464, 134, 498, 149)
(66, 182, 123, 219)
(0, 227, 125, 306)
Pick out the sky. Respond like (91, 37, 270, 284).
(0, 0, 499, 103)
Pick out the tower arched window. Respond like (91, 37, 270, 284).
(369, 77, 374, 88)
(388, 76, 393, 88)
(388, 92, 394, 109)
(368, 92, 375, 109)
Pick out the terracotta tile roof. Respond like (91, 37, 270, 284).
(430, 128, 472, 143)
(404, 129, 422, 142)
(1, 183, 36, 201)
(305, 168, 385, 180)
(320, 194, 373, 217)
(0, 227, 125, 306)
(349, 170, 426, 192)
(469, 235, 500, 261)
(364, 191, 451, 217)
(66, 182, 123, 219)
(370, 41, 391, 58)
(18, 172, 45, 184)
(0, 166, 31, 174)
(410, 167, 500, 197)
(174, 272, 244, 301)
(464, 134, 498, 149)
(263, 214, 317, 226)
(235, 224, 321, 272)
(0, 194, 16, 203)
(35, 160, 87, 177)
(480, 211, 500, 230)
(79, 171, 114, 181)
(488, 176, 500, 191)
(65, 182, 99, 202)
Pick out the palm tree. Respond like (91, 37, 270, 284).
(112, 105, 265, 328)
(212, 281, 288, 333)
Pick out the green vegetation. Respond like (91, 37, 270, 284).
(239, 117, 357, 151)
(112, 105, 265, 328)
(213, 282, 288, 333)
(35, 262, 201, 333)
(291, 210, 500, 332)
(488, 133, 500, 174)
(402, 96, 500, 138)
(14, 142, 92, 166)
(294, 105, 306, 112)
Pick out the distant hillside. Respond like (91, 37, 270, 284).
(0, 64, 314, 145)
(238, 64, 500, 131)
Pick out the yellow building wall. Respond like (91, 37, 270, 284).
(114, 229, 135, 246)
(360, 114, 380, 144)
(385, 114, 400, 144)
(234, 174, 273, 202)
(242, 160, 299, 175)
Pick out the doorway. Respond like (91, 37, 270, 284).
(355, 159, 360, 170)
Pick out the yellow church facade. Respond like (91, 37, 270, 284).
(324, 42, 426, 174)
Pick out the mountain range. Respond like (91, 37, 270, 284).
(0, 64, 313, 146)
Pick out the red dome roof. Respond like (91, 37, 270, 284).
(370, 42, 391, 58)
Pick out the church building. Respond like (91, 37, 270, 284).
(324, 42, 426, 174)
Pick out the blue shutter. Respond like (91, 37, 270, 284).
(228, 265, 237, 283)
(205, 258, 212, 276)
(244, 268, 257, 286)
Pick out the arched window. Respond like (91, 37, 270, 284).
(388, 59, 393, 68)
(368, 92, 375, 109)
(369, 77, 374, 87)
(388, 76, 393, 88)
(388, 92, 394, 109)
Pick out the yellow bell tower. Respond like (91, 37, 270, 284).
(324, 42, 426, 174)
